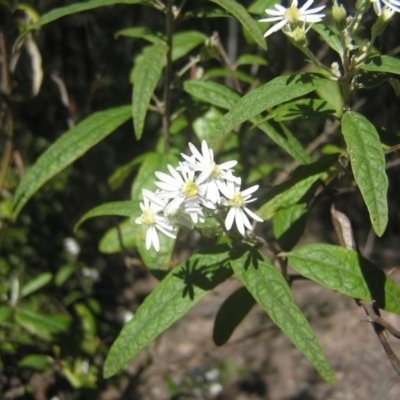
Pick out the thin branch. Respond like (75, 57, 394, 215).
(162, 0, 175, 153)
(358, 300, 400, 376)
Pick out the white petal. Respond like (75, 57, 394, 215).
(135, 217, 142, 224)
(156, 224, 176, 239)
(241, 211, 253, 231)
(155, 182, 180, 192)
(235, 209, 245, 235)
(264, 20, 288, 37)
(168, 165, 185, 184)
(259, 16, 285, 22)
(155, 171, 180, 186)
(244, 207, 263, 222)
(189, 142, 204, 162)
(218, 160, 237, 170)
(225, 207, 236, 231)
(142, 189, 166, 208)
(241, 185, 259, 197)
(145, 226, 153, 249)
(201, 140, 212, 164)
(151, 227, 160, 251)
(300, 0, 315, 11)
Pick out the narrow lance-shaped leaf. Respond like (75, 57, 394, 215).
(12, 105, 132, 219)
(103, 246, 232, 378)
(209, 0, 267, 50)
(286, 244, 400, 315)
(98, 219, 137, 254)
(18, 0, 151, 35)
(132, 43, 168, 140)
(210, 73, 329, 145)
(171, 31, 207, 61)
(75, 201, 140, 231)
(231, 247, 336, 384)
(183, 80, 311, 163)
(257, 155, 337, 220)
(341, 111, 388, 236)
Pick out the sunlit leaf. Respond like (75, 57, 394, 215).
(286, 244, 400, 315)
(257, 155, 337, 220)
(75, 201, 140, 231)
(210, 73, 329, 145)
(361, 55, 400, 75)
(103, 246, 232, 378)
(231, 247, 336, 384)
(98, 219, 137, 254)
(341, 111, 388, 236)
(12, 105, 132, 219)
(312, 24, 343, 55)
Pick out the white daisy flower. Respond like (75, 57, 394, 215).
(181, 140, 238, 204)
(135, 189, 176, 252)
(219, 179, 263, 236)
(154, 162, 211, 210)
(259, 0, 326, 38)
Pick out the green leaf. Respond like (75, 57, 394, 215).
(286, 244, 400, 315)
(271, 98, 336, 121)
(235, 54, 268, 67)
(172, 31, 207, 61)
(75, 201, 140, 231)
(312, 24, 343, 55)
(132, 44, 168, 140)
(361, 55, 400, 75)
(115, 27, 165, 45)
(0, 306, 12, 324)
(15, 308, 71, 341)
(107, 152, 150, 190)
(103, 246, 232, 378)
(183, 79, 240, 110)
(193, 108, 223, 142)
(55, 264, 76, 287)
(184, 80, 312, 164)
(315, 79, 343, 117)
(210, 73, 329, 145)
(21, 272, 53, 298)
(12, 105, 132, 219)
(273, 203, 308, 251)
(19, 0, 151, 33)
(209, 0, 267, 50)
(99, 219, 137, 254)
(257, 155, 337, 220)
(231, 247, 336, 384)
(341, 111, 388, 236)
(19, 355, 53, 371)
(256, 120, 312, 165)
(213, 286, 256, 346)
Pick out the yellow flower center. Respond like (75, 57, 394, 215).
(284, 5, 301, 23)
(141, 209, 155, 225)
(230, 192, 244, 208)
(181, 180, 198, 197)
(211, 163, 220, 178)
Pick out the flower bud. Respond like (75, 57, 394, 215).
(355, 0, 370, 13)
(332, 1, 347, 30)
(372, 6, 395, 37)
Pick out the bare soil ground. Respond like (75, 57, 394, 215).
(104, 263, 400, 400)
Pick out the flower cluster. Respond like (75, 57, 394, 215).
(135, 141, 263, 251)
(259, 0, 325, 38)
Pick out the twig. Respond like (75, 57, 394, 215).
(358, 300, 400, 376)
(162, 0, 175, 153)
